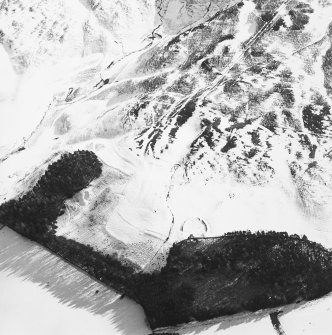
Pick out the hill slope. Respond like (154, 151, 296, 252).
(2, 0, 332, 331)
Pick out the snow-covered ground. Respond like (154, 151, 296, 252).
(0, 227, 150, 335)
(2, 0, 332, 333)
(159, 293, 332, 335)
(1, 0, 332, 270)
(1, 226, 332, 335)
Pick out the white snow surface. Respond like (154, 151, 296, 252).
(1, 0, 332, 268)
(1, 227, 332, 335)
(2, 0, 332, 333)
(0, 227, 150, 335)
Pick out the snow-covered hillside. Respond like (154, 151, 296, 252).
(0, 0, 157, 71)
(1, 0, 332, 332)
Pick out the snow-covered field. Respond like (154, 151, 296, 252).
(161, 293, 332, 335)
(1, 226, 332, 335)
(2, 0, 332, 269)
(0, 227, 150, 335)
(2, 0, 332, 333)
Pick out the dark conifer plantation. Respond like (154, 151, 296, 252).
(1, 152, 332, 329)
(0, 150, 102, 238)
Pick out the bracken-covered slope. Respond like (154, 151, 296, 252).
(2, 0, 332, 318)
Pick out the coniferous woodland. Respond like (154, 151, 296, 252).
(134, 232, 332, 328)
(0, 151, 137, 291)
(0, 150, 102, 237)
(1, 151, 332, 329)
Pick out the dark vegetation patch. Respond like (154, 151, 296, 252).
(254, 0, 286, 30)
(2, 155, 332, 330)
(275, 84, 295, 106)
(256, 1, 313, 31)
(250, 48, 264, 57)
(299, 132, 320, 159)
(167, 74, 196, 95)
(260, 12, 286, 31)
(188, 119, 223, 157)
(299, 133, 312, 148)
(139, 46, 176, 74)
(200, 128, 215, 150)
(0, 151, 137, 290)
(221, 136, 237, 153)
(0, 29, 4, 43)
(201, 58, 213, 72)
(266, 59, 281, 71)
(139, 74, 168, 93)
(205, 129, 220, 149)
(309, 144, 317, 159)
(249, 129, 261, 146)
(289, 2, 313, 31)
(273, 18, 287, 31)
(247, 91, 270, 107)
(164, 11, 222, 50)
(256, 158, 274, 177)
(134, 231, 332, 328)
(223, 80, 243, 95)
(302, 96, 331, 134)
(0, 151, 102, 237)
(130, 100, 150, 119)
(253, 0, 284, 11)
(181, 34, 234, 70)
(273, 79, 295, 109)
(225, 117, 257, 132)
(296, 151, 302, 159)
(163, 3, 238, 71)
(201, 118, 223, 148)
(322, 46, 332, 94)
(289, 161, 300, 178)
(116, 80, 136, 96)
(175, 100, 196, 127)
(168, 100, 196, 142)
(261, 111, 278, 132)
(136, 118, 167, 155)
(227, 157, 249, 182)
(165, 3, 238, 51)
(250, 64, 262, 74)
(282, 109, 300, 130)
(245, 147, 259, 159)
